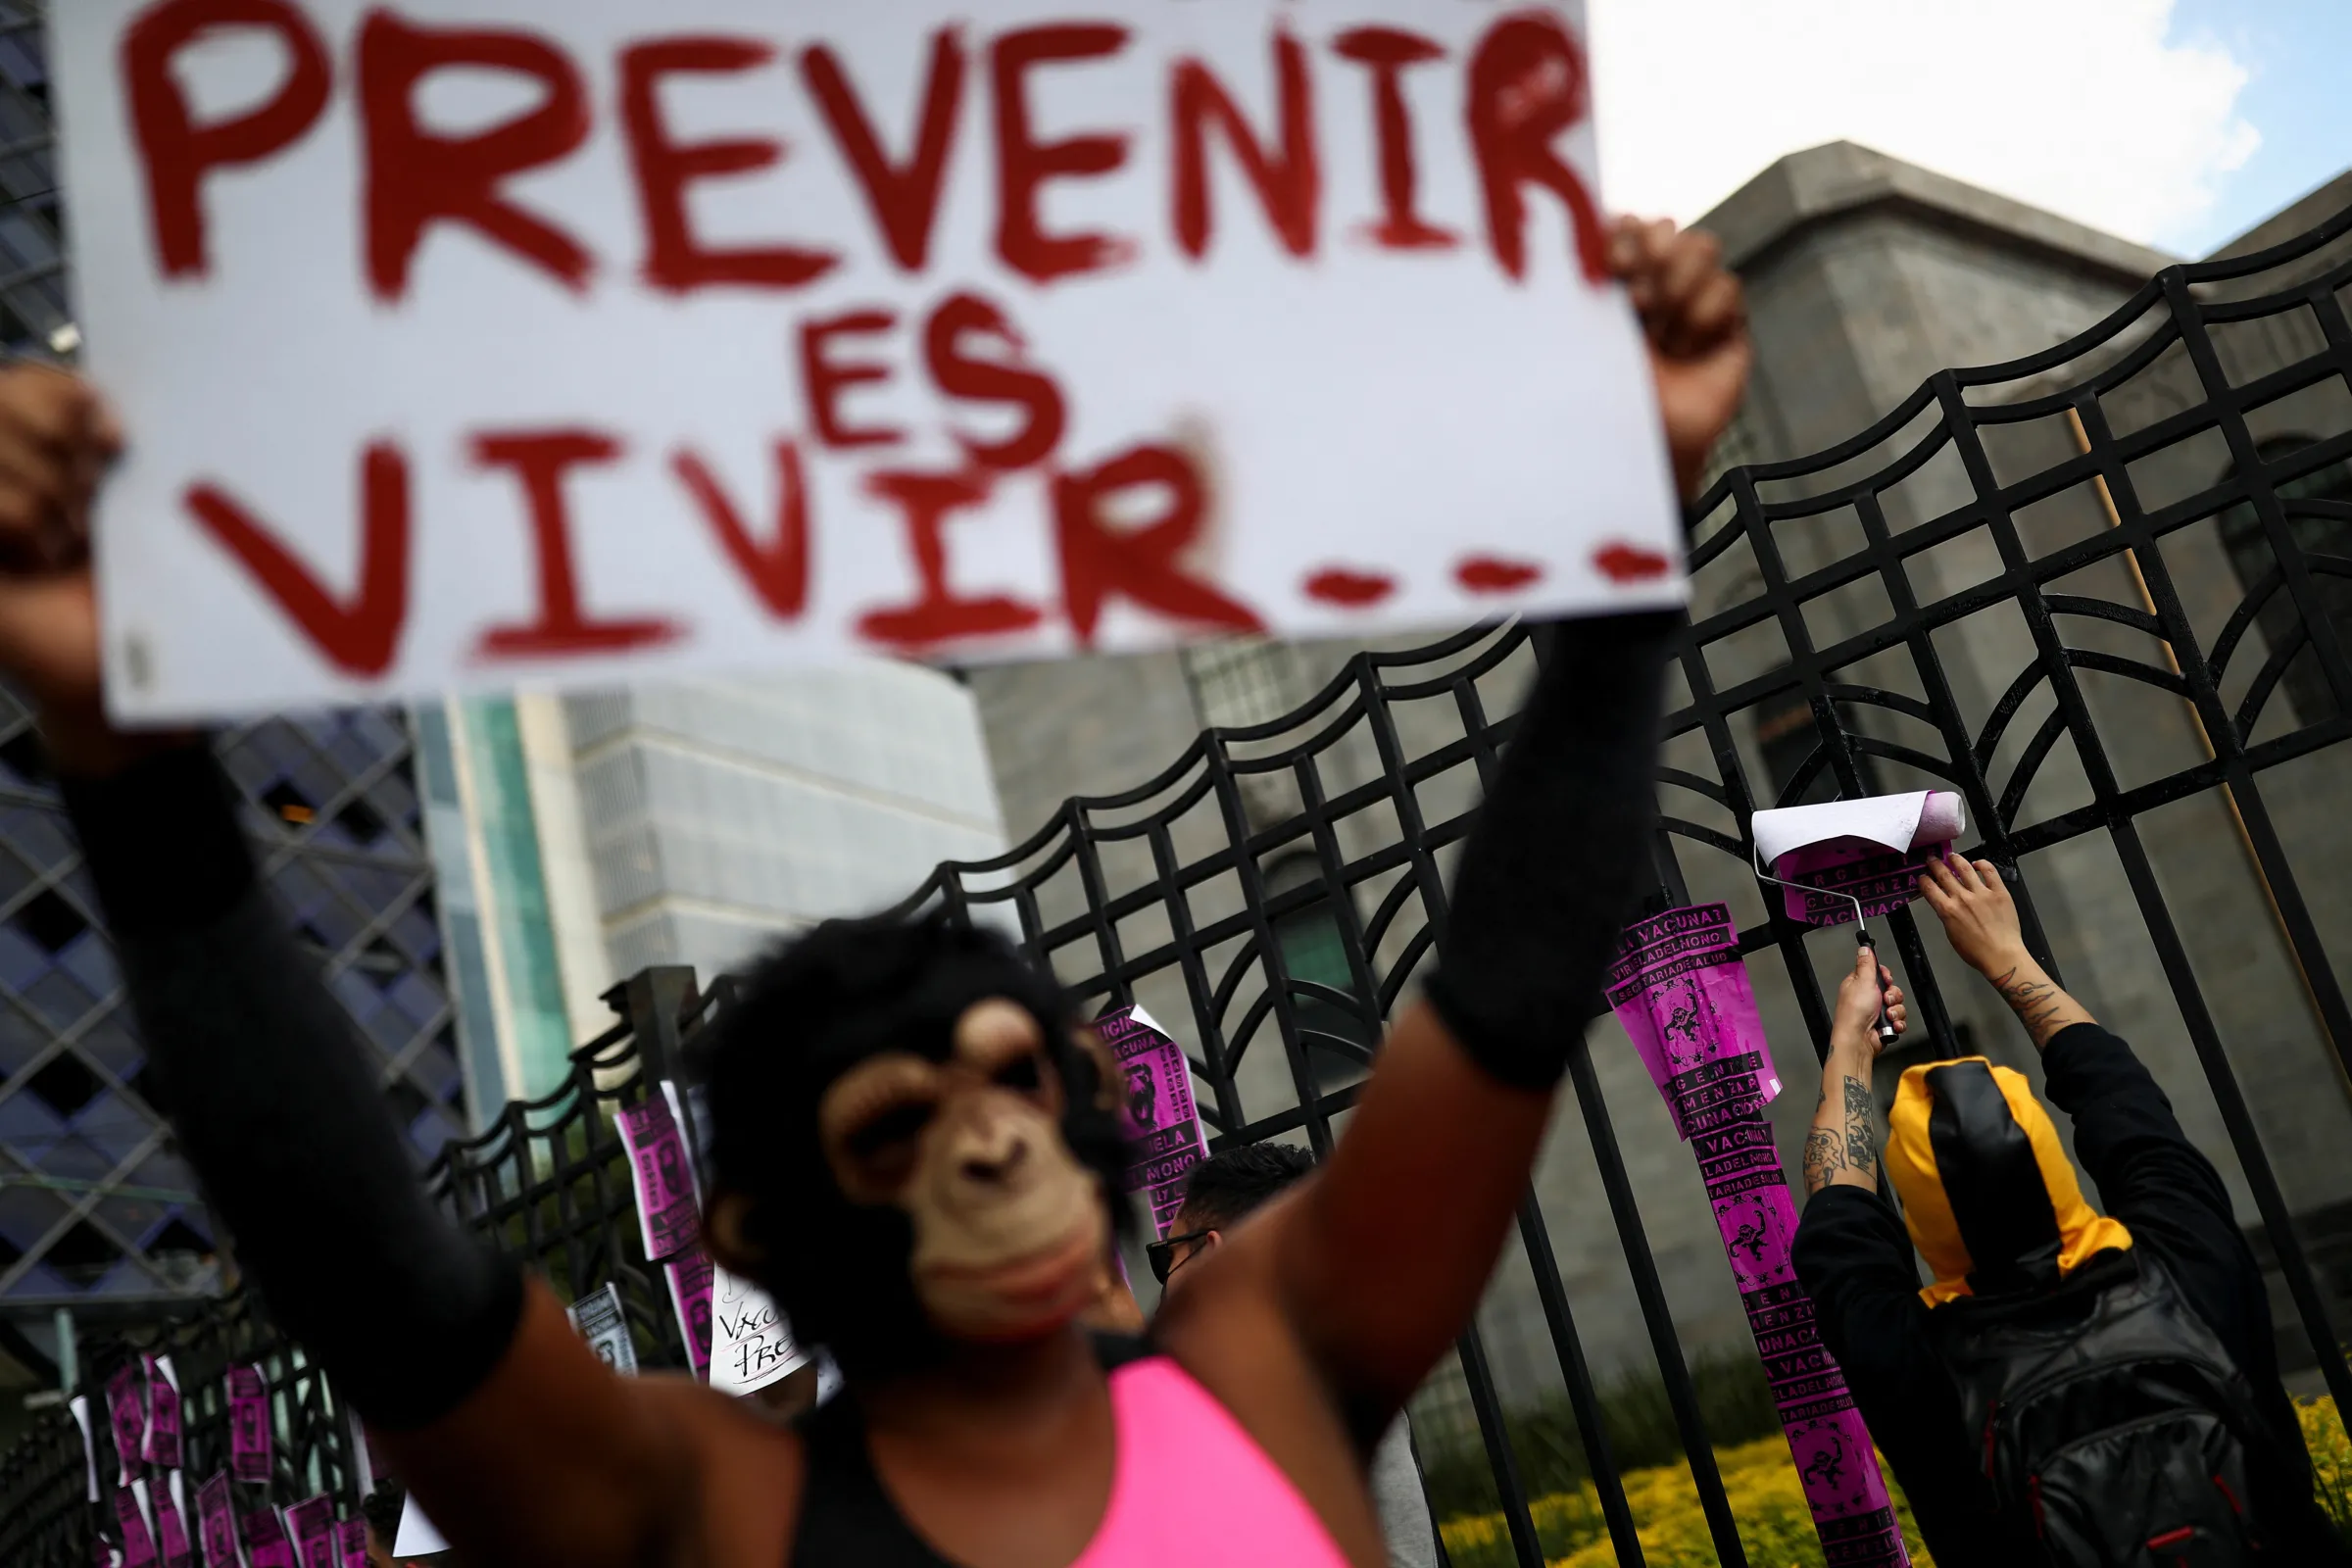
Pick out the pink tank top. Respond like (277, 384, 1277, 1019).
(792, 1348, 1354, 1568)
(1071, 1356, 1353, 1568)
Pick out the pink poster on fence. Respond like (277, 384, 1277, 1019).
(1094, 1005, 1208, 1239)
(153, 1472, 192, 1568)
(618, 1093, 703, 1263)
(106, 1364, 146, 1484)
(225, 1365, 271, 1485)
(240, 1506, 294, 1568)
(1611, 906, 1909, 1568)
(195, 1474, 237, 1568)
(284, 1495, 336, 1568)
(1605, 905, 1781, 1138)
(141, 1355, 182, 1471)
(1773, 841, 1948, 926)
(114, 1484, 157, 1566)
(665, 1247, 715, 1380)
(336, 1518, 368, 1568)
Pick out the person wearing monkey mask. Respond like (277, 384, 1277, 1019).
(0, 213, 1745, 1568)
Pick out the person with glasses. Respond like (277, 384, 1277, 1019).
(1152, 1145, 1438, 1568)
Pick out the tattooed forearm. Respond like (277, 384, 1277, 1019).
(1802, 1127, 1845, 1195)
(1841, 1075, 1877, 1177)
(1992, 964, 2068, 1044)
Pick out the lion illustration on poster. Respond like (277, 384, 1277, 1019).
(1124, 1061, 1159, 1136)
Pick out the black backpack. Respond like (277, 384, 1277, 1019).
(1926, 1249, 2286, 1566)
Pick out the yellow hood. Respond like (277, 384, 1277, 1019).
(1885, 1056, 2132, 1307)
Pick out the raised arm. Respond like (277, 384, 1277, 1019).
(1917, 851, 2232, 1231)
(0, 368, 691, 1568)
(1233, 220, 1751, 1420)
(1917, 854, 2093, 1049)
(1802, 947, 1909, 1197)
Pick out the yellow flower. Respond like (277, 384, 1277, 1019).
(1441, 1395, 2352, 1568)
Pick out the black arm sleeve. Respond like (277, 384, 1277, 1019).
(2038, 1021, 2235, 1233)
(1422, 611, 1676, 1089)
(64, 746, 522, 1431)
(1791, 1187, 2017, 1562)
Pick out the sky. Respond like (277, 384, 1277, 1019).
(1589, 0, 2352, 259)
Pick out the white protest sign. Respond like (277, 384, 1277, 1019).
(710, 1263, 809, 1396)
(54, 0, 1680, 720)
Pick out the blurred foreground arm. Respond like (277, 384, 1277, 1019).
(0, 368, 684, 1568)
(1258, 220, 1750, 1422)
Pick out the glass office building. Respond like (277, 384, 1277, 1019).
(0, 7, 466, 1347)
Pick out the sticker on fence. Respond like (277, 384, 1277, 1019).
(140, 1354, 182, 1471)
(665, 1248, 717, 1381)
(153, 1472, 192, 1568)
(567, 1283, 641, 1377)
(1096, 1004, 1208, 1238)
(51, 0, 1681, 721)
(285, 1496, 336, 1568)
(619, 1093, 704, 1263)
(1610, 906, 1910, 1568)
(225, 1365, 272, 1485)
(114, 1484, 157, 1567)
(240, 1506, 295, 1568)
(106, 1364, 146, 1484)
(710, 1264, 809, 1396)
(196, 1475, 237, 1568)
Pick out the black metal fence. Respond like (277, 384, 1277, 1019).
(4, 198, 2349, 1568)
(0, 971, 720, 1564)
(877, 194, 2352, 1566)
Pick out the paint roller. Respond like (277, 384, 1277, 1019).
(1749, 790, 1966, 1047)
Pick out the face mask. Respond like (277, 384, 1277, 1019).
(705, 920, 1132, 1380)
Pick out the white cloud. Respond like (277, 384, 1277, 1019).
(1588, 0, 2259, 251)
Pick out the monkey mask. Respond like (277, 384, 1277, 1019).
(699, 918, 1131, 1380)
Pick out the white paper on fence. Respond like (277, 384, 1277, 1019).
(710, 1263, 810, 1396)
(345, 1402, 374, 1498)
(53, 0, 1681, 722)
(566, 1282, 642, 1378)
(1753, 793, 1944, 870)
(129, 1474, 158, 1539)
(167, 1469, 189, 1530)
(69, 1394, 98, 1502)
(394, 1494, 451, 1558)
(814, 1352, 845, 1409)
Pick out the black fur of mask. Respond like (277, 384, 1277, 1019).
(692, 913, 1133, 1383)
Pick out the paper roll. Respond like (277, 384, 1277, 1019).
(1915, 790, 1964, 848)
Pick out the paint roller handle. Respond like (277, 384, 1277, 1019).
(1854, 933, 1900, 1048)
